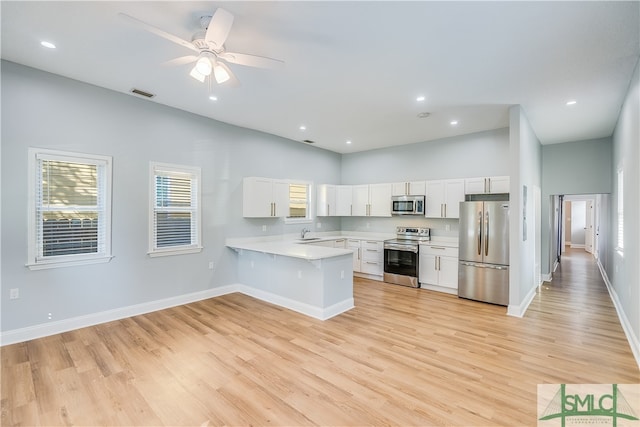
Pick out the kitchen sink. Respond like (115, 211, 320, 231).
(298, 237, 321, 242)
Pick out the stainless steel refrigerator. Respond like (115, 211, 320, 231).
(458, 201, 510, 305)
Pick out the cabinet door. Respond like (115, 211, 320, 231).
(465, 177, 486, 195)
(316, 184, 336, 216)
(335, 185, 353, 216)
(444, 179, 465, 218)
(351, 185, 369, 216)
(419, 252, 438, 285)
(488, 176, 510, 193)
(272, 180, 290, 217)
(391, 182, 408, 196)
(409, 181, 426, 196)
(425, 180, 445, 218)
(438, 256, 459, 289)
(369, 183, 392, 217)
(243, 177, 274, 217)
(347, 240, 361, 272)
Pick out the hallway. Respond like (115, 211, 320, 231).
(526, 247, 639, 380)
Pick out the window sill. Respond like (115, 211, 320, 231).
(285, 218, 313, 225)
(26, 255, 114, 271)
(148, 246, 203, 258)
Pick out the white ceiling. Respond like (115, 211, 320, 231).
(2, 1, 639, 154)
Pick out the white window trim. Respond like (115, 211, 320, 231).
(148, 162, 203, 258)
(26, 148, 113, 270)
(285, 181, 314, 224)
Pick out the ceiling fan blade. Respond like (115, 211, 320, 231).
(163, 55, 198, 66)
(214, 62, 240, 87)
(219, 52, 284, 69)
(118, 12, 198, 53)
(205, 8, 234, 49)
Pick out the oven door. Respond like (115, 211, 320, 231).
(383, 244, 419, 287)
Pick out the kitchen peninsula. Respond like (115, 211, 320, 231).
(226, 237, 355, 320)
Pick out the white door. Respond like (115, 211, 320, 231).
(585, 200, 594, 254)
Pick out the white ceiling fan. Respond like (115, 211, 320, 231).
(119, 7, 284, 86)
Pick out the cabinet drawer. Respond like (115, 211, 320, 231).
(361, 240, 382, 250)
(420, 245, 458, 258)
(361, 260, 383, 275)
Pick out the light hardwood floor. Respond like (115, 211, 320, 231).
(2, 248, 638, 426)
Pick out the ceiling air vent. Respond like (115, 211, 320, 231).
(303, 139, 315, 144)
(130, 88, 155, 98)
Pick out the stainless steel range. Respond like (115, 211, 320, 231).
(383, 227, 430, 288)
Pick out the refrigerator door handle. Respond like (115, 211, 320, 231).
(477, 211, 482, 255)
(485, 210, 489, 256)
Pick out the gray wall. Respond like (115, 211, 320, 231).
(340, 128, 510, 237)
(540, 137, 613, 274)
(1, 61, 342, 332)
(609, 58, 639, 353)
(508, 105, 542, 310)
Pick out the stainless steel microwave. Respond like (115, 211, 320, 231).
(391, 195, 425, 215)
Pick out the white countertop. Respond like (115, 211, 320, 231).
(226, 232, 457, 260)
(226, 237, 354, 260)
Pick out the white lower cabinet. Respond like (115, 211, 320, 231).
(360, 240, 384, 276)
(419, 244, 459, 294)
(308, 238, 347, 248)
(347, 239, 361, 272)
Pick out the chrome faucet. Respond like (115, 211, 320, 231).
(301, 228, 311, 238)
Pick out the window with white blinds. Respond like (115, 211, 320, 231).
(285, 181, 313, 223)
(27, 148, 112, 269)
(149, 162, 202, 257)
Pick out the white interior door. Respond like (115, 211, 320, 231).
(585, 199, 594, 254)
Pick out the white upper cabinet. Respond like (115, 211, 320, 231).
(335, 185, 353, 216)
(243, 177, 289, 217)
(425, 179, 465, 218)
(316, 184, 336, 216)
(318, 184, 354, 216)
(391, 181, 426, 196)
(465, 176, 510, 194)
(352, 183, 392, 217)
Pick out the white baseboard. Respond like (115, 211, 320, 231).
(1, 283, 356, 346)
(237, 285, 354, 320)
(419, 283, 457, 295)
(570, 243, 585, 249)
(597, 260, 640, 370)
(0, 285, 238, 346)
(507, 285, 537, 318)
(541, 273, 552, 282)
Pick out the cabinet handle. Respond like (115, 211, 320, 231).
(327, 204, 330, 215)
(440, 204, 444, 218)
(358, 248, 361, 260)
(437, 256, 441, 271)
(431, 246, 446, 250)
(444, 204, 447, 218)
(434, 256, 438, 270)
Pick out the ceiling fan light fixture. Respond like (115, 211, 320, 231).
(195, 56, 213, 76)
(189, 66, 206, 82)
(213, 64, 231, 84)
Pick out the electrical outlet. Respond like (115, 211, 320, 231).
(9, 288, 19, 299)
(316, 222, 322, 229)
(340, 270, 345, 279)
(297, 270, 302, 279)
(445, 224, 451, 232)
(208, 261, 214, 270)
(262, 225, 267, 232)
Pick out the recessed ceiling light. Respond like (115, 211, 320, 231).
(416, 95, 426, 102)
(450, 120, 459, 126)
(566, 100, 577, 106)
(40, 41, 56, 49)
(299, 125, 306, 131)
(346, 140, 352, 144)
(209, 95, 218, 101)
